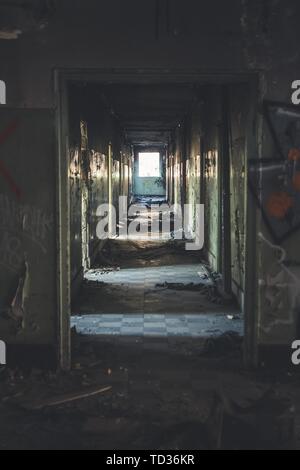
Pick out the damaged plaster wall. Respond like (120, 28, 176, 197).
(0, 109, 56, 345)
(169, 125, 184, 209)
(68, 84, 131, 297)
(167, 83, 251, 310)
(185, 103, 202, 238)
(240, 0, 300, 347)
(202, 86, 222, 273)
(227, 83, 251, 306)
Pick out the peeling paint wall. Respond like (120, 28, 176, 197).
(227, 84, 251, 305)
(68, 85, 131, 295)
(169, 126, 184, 208)
(201, 87, 222, 273)
(186, 104, 202, 238)
(168, 84, 251, 306)
(0, 110, 56, 345)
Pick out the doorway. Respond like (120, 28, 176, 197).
(55, 70, 258, 370)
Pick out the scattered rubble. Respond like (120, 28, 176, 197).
(0, 333, 298, 449)
(93, 239, 201, 270)
(22, 385, 112, 411)
(201, 331, 243, 357)
(154, 281, 234, 306)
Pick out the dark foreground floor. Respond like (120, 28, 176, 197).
(0, 238, 297, 450)
(0, 333, 299, 450)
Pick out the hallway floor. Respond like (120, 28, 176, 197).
(72, 238, 242, 338)
(71, 313, 243, 338)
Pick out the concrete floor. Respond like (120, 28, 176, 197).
(72, 240, 243, 338)
(71, 313, 243, 337)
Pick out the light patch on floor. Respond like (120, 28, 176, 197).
(72, 238, 243, 338)
(85, 264, 210, 286)
(71, 313, 243, 337)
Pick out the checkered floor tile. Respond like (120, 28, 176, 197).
(71, 313, 243, 337)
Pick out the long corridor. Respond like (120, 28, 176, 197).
(72, 206, 242, 339)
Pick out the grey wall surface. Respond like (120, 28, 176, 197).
(0, 109, 56, 345)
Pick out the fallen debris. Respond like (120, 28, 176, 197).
(201, 331, 243, 357)
(21, 385, 112, 411)
(156, 282, 205, 291)
(154, 281, 234, 306)
(93, 238, 201, 269)
(227, 314, 241, 321)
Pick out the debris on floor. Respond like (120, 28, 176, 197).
(21, 385, 112, 411)
(93, 238, 202, 270)
(227, 314, 241, 321)
(154, 281, 234, 306)
(0, 334, 298, 450)
(155, 282, 205, 291)
(201, 331, 243, 357)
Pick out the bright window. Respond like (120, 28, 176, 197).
(139, 152, 160, 177)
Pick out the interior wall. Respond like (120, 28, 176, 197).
(0, 110, 56, 346)
(201, 86, 222, 272)
(167, 84, 250, 304)
(169, 127, 184, 208)
(227, 83, 251, 306)
(186, 107, 202, 237)
(257, 72, 300, 348)
(68, 85, 131, 296)
(120, 146, 134, 201)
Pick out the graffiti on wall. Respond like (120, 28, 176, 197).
(249, 101, 300, 243)
(249, 101, 300, 338)
(0, 195, 53, 261)
(258, 232, 300, 336)
(0, 194, 53, 328)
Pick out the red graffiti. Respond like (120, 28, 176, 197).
(0, 120, 22, 200)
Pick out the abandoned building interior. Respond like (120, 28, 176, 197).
(69, 81, 245, 344)
(0, 0, 300, 451)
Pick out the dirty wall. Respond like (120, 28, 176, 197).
(185, 104, 202, 240)
(0, 110, 56, 345)
(68, 85, 130, 296)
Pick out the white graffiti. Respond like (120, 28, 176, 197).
(259, 232, 300, 335)
(0, 231, 23, 272)
(0, 195, 53, 255)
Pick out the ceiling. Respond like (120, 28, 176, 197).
(103, 84, 198, 146)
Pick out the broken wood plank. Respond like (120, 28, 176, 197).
(22, 385, 112, 411)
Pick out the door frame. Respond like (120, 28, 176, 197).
(220, 85, 232, 295)
(54, 68, 260, 370)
